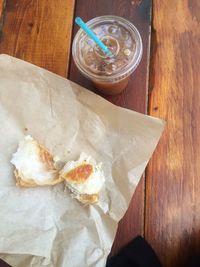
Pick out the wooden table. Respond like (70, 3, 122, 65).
(0, 1, 200, 267)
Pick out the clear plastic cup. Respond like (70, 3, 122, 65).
(72, 15, 143, 95)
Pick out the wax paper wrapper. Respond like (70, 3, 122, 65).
(0, 55, 165, 267)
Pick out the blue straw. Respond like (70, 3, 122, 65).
(75, 17, 113, 57)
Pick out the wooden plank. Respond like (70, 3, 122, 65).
(0, 261, 10, 267)
(0, 0, 6, 32)
(146, 1, 200, 267)
(0, 0, 2, 15)
(0, 0, 75, 77)
(0, 1, 75, 266)
(69, 0, 152, 256)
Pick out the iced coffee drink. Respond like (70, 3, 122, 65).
(72, 16, 143, 95)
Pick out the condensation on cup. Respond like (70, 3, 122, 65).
(72, 16, 143, 95)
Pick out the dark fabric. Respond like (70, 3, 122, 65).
(186, 255, 200, 267)
(106, 236, 162, 267)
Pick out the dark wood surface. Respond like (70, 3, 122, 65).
(0, 262, 10, 267)
(146, 1, 200, 267)
(69, 0, 152, 256)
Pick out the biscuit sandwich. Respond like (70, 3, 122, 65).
(11, 135, 62, 187)
(59, 153, 105, 204)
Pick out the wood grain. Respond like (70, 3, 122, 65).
(0, 0, 75, 76)
(0, 0, 3, 17)
(0, 0, 5, 32)
(69, 0, 152, 256)
(146, 1, 200, 266)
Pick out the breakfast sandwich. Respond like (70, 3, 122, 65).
(11, 135, 62, 187)
(59, 153, 105, 204)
